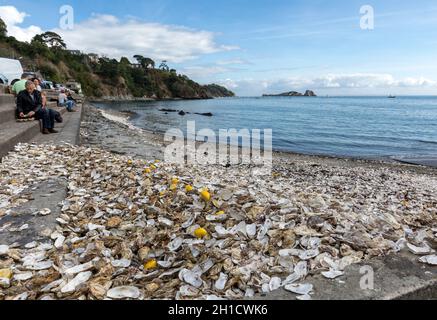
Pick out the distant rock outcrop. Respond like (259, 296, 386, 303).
(304, 90, 317, 97)
(263, 90, 317, 97)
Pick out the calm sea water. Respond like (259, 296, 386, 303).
(93, 96, 437, 160)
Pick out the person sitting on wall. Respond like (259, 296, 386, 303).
(16, 80, 58, 134)
(58, 89, 76, 112)
(11, 74, 31, 96)
(33, 78, 42, 92)
(66, 90, 77, 103)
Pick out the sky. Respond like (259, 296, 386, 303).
(1, 0, 437, 96)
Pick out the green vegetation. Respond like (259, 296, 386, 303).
(0, 19, 235, 99)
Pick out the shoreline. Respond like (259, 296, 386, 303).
(91, 103, 437, 173)
(88, 96, 232, 103)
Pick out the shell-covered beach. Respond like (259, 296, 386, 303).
(0, 105, 436, 300)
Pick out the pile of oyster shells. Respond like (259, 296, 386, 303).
(0, 143, 436, 300)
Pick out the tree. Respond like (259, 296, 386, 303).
(0, 18, 7, 38)
(35, 32, 67, 49)
(119, 57, 131, 66)
(133, 54, 144, 65)
(133, 55, 155, 69)
(144, 58, 155, 69)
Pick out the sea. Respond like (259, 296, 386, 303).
(92, 96, 437, 162)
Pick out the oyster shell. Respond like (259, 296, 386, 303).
(284, 283, 313, 295)
(321, 269, 344, 279)
(61, 271, 93, 293)
(107, 286, 141, 299)
(39, 208, 51, 216)
(419, 255, 437, 266)
(407, 243, 433, 255)
(0, 245, 8, 256)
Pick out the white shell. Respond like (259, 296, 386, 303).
(65, 261, 95, 275)
(87, 223, 105, 231)
(24, 241, 38, 249)
(299, 249, 319, 260)
(25, 260, 53, 271)
(107, 286, 141, 299)
(294, 261, 308, 277)
(419, 255, 437, 266)
(284, 283, 313, 295)
(407, 243, 433, 255)
(0, 278, 10, 288)
(0, 245, 9, 255)
(296, 294, 312, 300)
(178, 285, 200, 297)
(158, 216, 174, 227)
(54, 235, 65, 249)
(14, 272, 33, 281)
(321, 269, 344, 279)
(180, 269, 203, 288)
(61, 271, 92, 293)
(19, 224, 29, 231)
(215, 272, 228, 290)
(269, 277, 282, 291)
(39, 208, 51, 216)
(111, 259, 131, 268)
(168, 237, 183, 251)
(246, 224, 257, 238)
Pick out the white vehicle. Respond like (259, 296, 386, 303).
(0, 57, 24, 85)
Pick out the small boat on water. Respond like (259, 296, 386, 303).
(388, 95, 396, 99)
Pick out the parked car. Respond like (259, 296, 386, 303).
(41, 80, 54, 90)
(65, 79, 83, 94)
(0, 57, 24, 85)
(54, 83, 66, 91)
(23, 72, 38, 80)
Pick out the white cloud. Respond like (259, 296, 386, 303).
(182, 65, 230, 77)
(216, 58, 250, 66)
(218, 74, 437, 96)
(53, 14, 237, 63)
(0, 6, 42, 42)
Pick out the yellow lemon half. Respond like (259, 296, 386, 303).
(185, 185, 194, 192)
(144, 259, 158, 270)
(194, 227, 208, 239)
(171, 178, 179, 185)
(170, 184, 178, 191)
(0, 268, 12, 279)
(200, 190, 211, 202)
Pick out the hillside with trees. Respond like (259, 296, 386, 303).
(0, 19, 235, 99)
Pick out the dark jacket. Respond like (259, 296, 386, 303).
(16, 89, 42, 116)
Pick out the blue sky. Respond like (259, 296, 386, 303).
(1, 0, 437, 95)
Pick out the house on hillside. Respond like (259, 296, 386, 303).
(67, 50, 82, 56)
(87, 53, 100, 63)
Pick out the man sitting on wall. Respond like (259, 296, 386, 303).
(11, 73, 31, 96)
(16, 80, 58, 134)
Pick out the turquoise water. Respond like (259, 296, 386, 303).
(93, 96, 437, 160)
